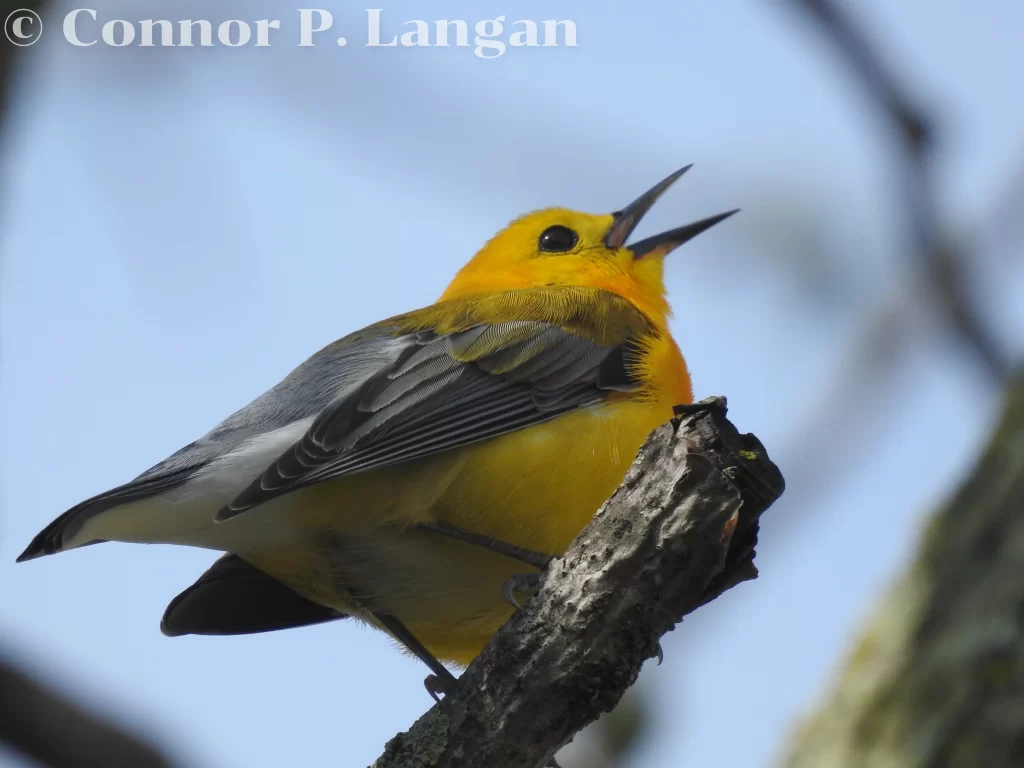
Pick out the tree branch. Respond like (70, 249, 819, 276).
(373, 398, 785, 768)
(780, 370, 1024, 767)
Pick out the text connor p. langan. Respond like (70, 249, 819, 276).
(61, 9, 579, 58)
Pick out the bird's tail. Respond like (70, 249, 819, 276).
(16, 467, 198, 562)
(16, 503, 107, 562)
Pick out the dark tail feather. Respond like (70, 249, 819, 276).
(16, 466, 200, 563)
(161, 554, 346, 636)
(16, 507, 104, 562)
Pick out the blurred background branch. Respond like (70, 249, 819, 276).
(774, 2, 1024, 765)
(790, 0, 1011, 385)
(780, 370, 1024, 767)
(0, 657, 174, 768)
(770, 0, 1020, 517)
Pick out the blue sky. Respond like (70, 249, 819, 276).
(2, 2, 1023, 766)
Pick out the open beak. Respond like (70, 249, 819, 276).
(604, 166, 739, 259)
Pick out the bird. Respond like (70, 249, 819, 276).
(17, 166, 736, 695)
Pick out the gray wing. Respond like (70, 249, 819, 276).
(217, 320, 644, 521)
(138, 328, 412, 482)
(16, 327, 411, 561)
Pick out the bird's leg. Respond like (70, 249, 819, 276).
(416, 523, 553, 611)
(373, 613, 458, 702)
(414, 521, 554, 570)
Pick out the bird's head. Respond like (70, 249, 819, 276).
(440, 166, 737, 322)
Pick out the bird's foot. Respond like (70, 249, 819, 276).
(503, 573, 542, 610)
(374, 612, 458, 703)
(423, 673, 458, 704)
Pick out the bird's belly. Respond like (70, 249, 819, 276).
(434, 398, 671, 556)
(249, 398, 672, 664)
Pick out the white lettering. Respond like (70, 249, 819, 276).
(509, 20, 538, 47)
(542, 20, 577, 47)
(101, 19, 135, 47)
(434, 19, 468, 47)
(178, 19, 213, 47)
(138, 19, 173, 47)
(63, 8, 97, 46)
(255, 19, 279, 47)
(474, 16, 505, 59)
(218, 19, 251, 46)
(366, 9, 396, 46)
(400, 19, 429, 47)
(298, 9, 332, 46)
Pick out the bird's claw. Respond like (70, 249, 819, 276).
(656, 642, 664, 666)
(424, 673, 457, 703)
(503, 573, 542, 610)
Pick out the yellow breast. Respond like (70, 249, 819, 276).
(433, 396, 673, 556)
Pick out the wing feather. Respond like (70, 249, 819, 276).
(18, 286, 653, 561)
(218, 316, 650, 520)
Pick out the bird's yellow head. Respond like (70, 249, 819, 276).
(440, 166, 737, 323)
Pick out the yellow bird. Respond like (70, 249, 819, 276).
(18, 166, 735, 694)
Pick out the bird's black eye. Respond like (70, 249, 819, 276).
(538, 225, 579, 253)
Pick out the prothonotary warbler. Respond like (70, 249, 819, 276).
(18, 166, 736, 695)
